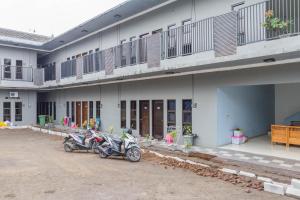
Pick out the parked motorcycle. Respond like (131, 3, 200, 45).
(97, 129, 141, 162)
(63, 129, 104, 153)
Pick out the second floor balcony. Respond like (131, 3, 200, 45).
(41, 0, 300, 87)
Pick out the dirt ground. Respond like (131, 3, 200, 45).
(0, 129, 294, 200)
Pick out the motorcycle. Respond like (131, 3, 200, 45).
(97, 129, 141, 162)
(63, 129, 104, 153)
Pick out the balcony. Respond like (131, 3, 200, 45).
(0, 66, 33, 82)
(42, 0, 299, 87)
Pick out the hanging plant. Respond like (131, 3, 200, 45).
(262, 10, 292, 32)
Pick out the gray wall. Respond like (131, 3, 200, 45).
(0, 90, 37, 126)
(217, 85, 275, 146)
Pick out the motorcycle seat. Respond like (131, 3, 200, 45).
(112, 137, 122, 144)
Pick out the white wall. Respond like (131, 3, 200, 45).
(275, 83, 300, 124)
(0, 90, 37, 126)
(0, 46, 37, 68)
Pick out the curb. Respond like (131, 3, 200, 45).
(147, 150, 298, 197)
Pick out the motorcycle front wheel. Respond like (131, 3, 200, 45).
(126, 147, 141, 162)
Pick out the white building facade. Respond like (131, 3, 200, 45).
(0, 0, 300, 147)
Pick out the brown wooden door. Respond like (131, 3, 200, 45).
(139, 101, 149, 137)
(152, 100, 164, 139)
(82, 101, 88, 126)
(76, 102, 81, 127)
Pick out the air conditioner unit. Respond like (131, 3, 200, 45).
(9, 92, 19, 98)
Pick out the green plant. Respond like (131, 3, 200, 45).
(170, 130, 177, 140)
(183, 125, 192, 135)
(262, 10, 292, 31)
(48, 116, 54, 123)
(60, 117, 64, 126)
(108, 125, 114, 134)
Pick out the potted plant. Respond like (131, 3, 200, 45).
(47, 116, 55, 129)
(233, 128, 243, 137)
(183, 125, 197, 148)
(262, 10, 292, 37)
(144, 134, 152, 147)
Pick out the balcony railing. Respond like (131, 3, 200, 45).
(238, 0, 300, 45)
(0, 65, 33, 82)
(52, 0, 299, 82)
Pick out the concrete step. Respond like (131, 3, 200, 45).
(286, 185, 300, 199)
(264, 182, 286, 196)
(292, 179, 300, 190)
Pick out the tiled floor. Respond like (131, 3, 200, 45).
(147, 135, 300, 172)
(220, 135, 300, 161)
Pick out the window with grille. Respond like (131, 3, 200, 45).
(130, 101, 137, 130)
(15, 102, 22, 121)
(3, 102, 11, 121)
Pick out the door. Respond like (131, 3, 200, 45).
(152, 100, 164, 139)
(82, 101, 88, 127)
(76, 102, 81, 127)
(139, 101, 149, 137)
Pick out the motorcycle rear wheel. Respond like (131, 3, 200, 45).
(126, 147, 141, 162)
(99, 150, 108, 158)
(64, 143, 73, 152)
(92, 142, 100, 154)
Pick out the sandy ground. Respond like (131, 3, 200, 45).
(0, 129, 293, 200)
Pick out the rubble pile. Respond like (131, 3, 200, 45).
(143, 151, 264, 191)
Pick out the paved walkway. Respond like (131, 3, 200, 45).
(146, 140, 300, 173)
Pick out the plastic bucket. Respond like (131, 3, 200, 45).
(38, 115, 46, 127)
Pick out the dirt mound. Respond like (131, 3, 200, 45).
(143, 151, 263, 192)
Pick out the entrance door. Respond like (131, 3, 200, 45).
(152, 100, 164, 139)
(139, 101, 150, 137)
(76, 102, 81, 127)
(82, 101, 88, 127)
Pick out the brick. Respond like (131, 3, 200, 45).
(286, 185, 300, 198)
(264, 182, 286, 195)
(238, 171, 256, 178)
(220, 168, 238, 175)
(257, 177, 273, 183)
(292, 179, 300, 190)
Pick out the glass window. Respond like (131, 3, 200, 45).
(53, 102, 56, 120)
(130, 101, 137, 130)
(96, 101, 101, 119)
(89, 101, 94, 119)
(16, 60, 23, 80)
(4, 59, 11, 79)
(121, 101, 126, 128)
(182, 99, 192, 134)
(167, 100, 176, 128)
(66, 102, 70, 117)
(3, 102, 11, 121)
(71, 102, 75, 122)
(15, 102, 22, 121)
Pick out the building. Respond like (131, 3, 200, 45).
(0, 0, 299, 147)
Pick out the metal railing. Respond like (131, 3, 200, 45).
(161, 17, 214, 59)
(43, 63, 56, 82)
(0, 65, 33, 82)
(238, 0, 300, 45)
(53, 0, 300, 81)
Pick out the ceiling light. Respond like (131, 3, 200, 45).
(81, 29, 88, 33)
(59, 40, 65, 43)
(114, 14, 122, 19)
(263, 58, 276, 63)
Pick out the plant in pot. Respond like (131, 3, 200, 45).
(47, 116, 55, 129)
(183, 125, 197, 148)
(144, 134, 152, 147)
(262, 10, 292, 37)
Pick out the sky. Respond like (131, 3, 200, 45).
(0, 0, 126, 36)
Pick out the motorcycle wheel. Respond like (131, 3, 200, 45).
(92, 142, 100, 154)
(126, 147, 141, 162)
(99, 150, 108, 158)
(64, 143, 73, 152)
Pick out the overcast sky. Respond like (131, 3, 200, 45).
(0, 0, 126, 36)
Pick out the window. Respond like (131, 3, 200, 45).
(49, 102, 53, 117)
(61, 60, 76, 78)
(83, 52, 94, 74)
(182, 19, 192, 55)
(167, 100, 176, 128)
(120, 40, 127, 67)
(44, 62, 56, 82)
(71, 102, 75, 122)
(121, 101, 126, 128)
(130, 37, 137, 65)
(231, 1, 245, 11)
(130, 101, 137, 130)
(3, 102, 11, 121)
(94, 51, 102, 72)
(4, 59, 11, 79)
(16, 60, 23, 80)
(96, 101, 101, 119)
(89, 101, 94, 119)
(53, 102, 56, 120)
(139, 33, 149, 63)
(15, 102, 22, 121)
(182, 100, 192, 135)
(66, 102, 70, 117)
(167, 24, 177, 57)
